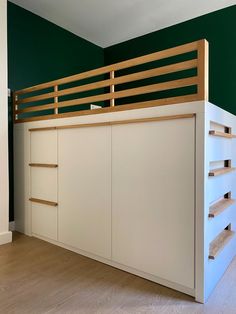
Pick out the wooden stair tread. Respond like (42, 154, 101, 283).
(29, 163, 58, 168)
(29, 198, 58, 207)
(209, 198, 236, 218)
(209, 130, 235, 138)
(209, 230, 235, 260)
(209, 167, 236, 177)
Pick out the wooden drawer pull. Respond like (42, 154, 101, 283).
(29, 163, 58, 168)
(29, 198, 58, 207)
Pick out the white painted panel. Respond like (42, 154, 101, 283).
(208, 136, 232, 162)
(58, 126, 111, 259)
(208, 173, 234, 204)
(112, 118, 195, 289)
(31, 168, 57, 202)
(32, 203, 57, 240)
(31, 130, 57, 164)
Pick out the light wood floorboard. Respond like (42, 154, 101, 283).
(0, 232, 236, 313)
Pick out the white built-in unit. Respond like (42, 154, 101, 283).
(14, 101, 236, 303)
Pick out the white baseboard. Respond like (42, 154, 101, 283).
(0, 231, 12, 245)
(9, 221, 15, 231)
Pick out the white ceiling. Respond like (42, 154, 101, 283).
(9, 0, 236, 48)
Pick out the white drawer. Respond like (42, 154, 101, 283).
(31, 167, 57, 202)
(31, 130, 57, 164)
(32, 203, 57, 240)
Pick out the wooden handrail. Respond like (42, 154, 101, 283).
(13, 39, 209, 123)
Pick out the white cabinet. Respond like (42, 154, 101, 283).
(111, 118, 195, 288)
(58, 126, 112, 259)
(14, 102, 236, 302)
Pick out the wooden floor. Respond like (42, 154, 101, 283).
(0, 233, 236, 314)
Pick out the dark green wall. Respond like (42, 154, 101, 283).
(104, 5, 236, 115)
(8, 2, 104, 91)
(7, 2, 104, 221)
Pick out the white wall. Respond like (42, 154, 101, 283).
(0, 0, 12, 244)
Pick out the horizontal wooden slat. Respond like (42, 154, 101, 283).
(208, 167, 236, 177)
(15, 94, 199, 124)
(28, 113, 195, 132)
(16, 76, 198, 114)
(29, 163, 58, 168)
(15, 41, 199, 95)
(209, 130, 235, 138)
(17, 103, 55, 114)
(29, 198, 58, 207)
(16, 60, 198, 105)
(209, 229, 235, 260)
(209, 198, 236, 218)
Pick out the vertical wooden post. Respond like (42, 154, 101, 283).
(110, 70, 115, 107)
(197, 39, 209, 101)
(13, 92, 18, 122)
(54, 85, 58, 114)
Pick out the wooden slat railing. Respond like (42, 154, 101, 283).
(13, 39, 209, 123)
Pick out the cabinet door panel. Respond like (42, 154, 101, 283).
(58, 126, 111, 259)
(112, 118, 195, 289)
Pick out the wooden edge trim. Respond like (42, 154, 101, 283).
(28, 113, 195, 132)
(29, 163, 58, 168)
(208, 167, 236, 177)
(29, 198, 58, 207)
(15, 40, 199, 95)
(209, 130, 234, 138)
(209, 230, 235, 260)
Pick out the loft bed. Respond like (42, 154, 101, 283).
(13, 39, 236, 303)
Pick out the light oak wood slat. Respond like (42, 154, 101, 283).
(209, 229, 235, 260)
(15, 94, 199, 124)
(208, 167, 236, 177)
(197, 39, 209, 101)
(28, 113, 195, 132)
(16, 60, 198, 105)
(15, 41, 199, 95)
(16, 76, 198, 114)
(110, 70, 115, 107)
(29, 198, 58, 207)
(209, 130, 235, 138)
(29, 163, 58, 168)
(54, 86, 58, 114)
(209, 198, 236, 218)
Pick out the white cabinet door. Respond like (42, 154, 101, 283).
(58, 126, 111, 259)
(112, 117, 195, 289)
